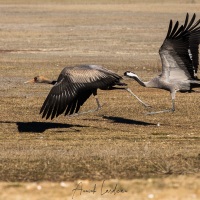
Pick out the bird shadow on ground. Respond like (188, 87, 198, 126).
(0, 121, 87, 133)
(102, 116, 156, 126)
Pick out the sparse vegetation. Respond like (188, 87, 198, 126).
(0, 1, 200, 199)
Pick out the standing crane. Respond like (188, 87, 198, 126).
(25, 65, 149, 119)
(124, 13, 200, 114)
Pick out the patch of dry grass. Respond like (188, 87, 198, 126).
(0, 0, 198, 4)
(0, 0, 200, 190)
(1, 87, 200, 182)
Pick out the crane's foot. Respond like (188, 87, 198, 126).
(143, 103, 152, 108)
(146, 109, 175, 115)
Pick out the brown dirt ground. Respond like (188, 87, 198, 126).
(0, 1, 200, 199)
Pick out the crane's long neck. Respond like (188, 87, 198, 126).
(44, 80, 53, 84)
(51, 80, 57, 85)
(125, 72, 148, 87)
(41, 78, 57, 85)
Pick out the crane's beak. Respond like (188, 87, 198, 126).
(24, 79, 35, 84)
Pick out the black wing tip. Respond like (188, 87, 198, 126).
(165, 12, 199, 39)
(192, 13, 196, 18)
(40, 112, 56, 120)
(186, 13, 196, 22)
(166, 19, 173, 38)
(40, 106, 62, 120)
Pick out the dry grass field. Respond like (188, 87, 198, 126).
(0, 1, 200, 199)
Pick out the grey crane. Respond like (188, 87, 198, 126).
(25, 65, 149, 119)
(124, 13, 200, 114)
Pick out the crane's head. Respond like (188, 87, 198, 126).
(124, 71, 139, 79)
(24, 76, 51, 84)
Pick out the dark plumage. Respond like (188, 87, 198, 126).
(25, 65, 149, 119)
(125, 13, 200, 114)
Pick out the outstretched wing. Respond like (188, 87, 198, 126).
(159, 13, 200, 81)
(40, 65, 123, 119)
(189, 29, 200, 75)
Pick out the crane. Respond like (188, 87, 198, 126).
(25, 65, 149, 119)
(124, 13, 200, 114)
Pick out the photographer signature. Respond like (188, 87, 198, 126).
(72, 180, 127, 199)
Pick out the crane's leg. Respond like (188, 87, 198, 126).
(146, 92, 176, 115)
(94, 94, 102, 110)
(125, 88, 151, 108)
(69, 92, 103, 117)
